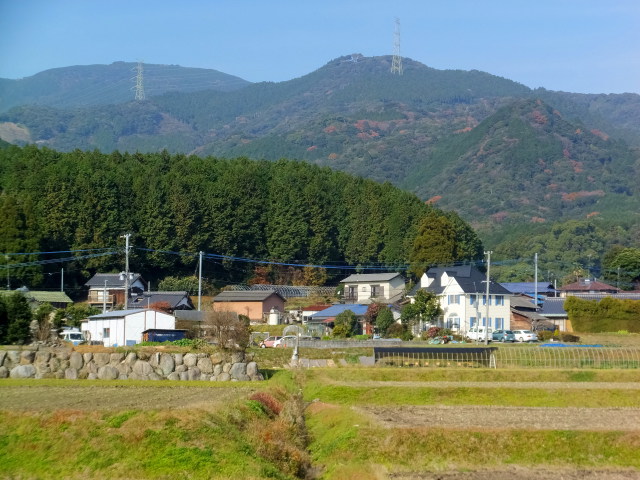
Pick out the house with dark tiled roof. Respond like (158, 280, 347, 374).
(128, 291, 194, 313)
(85, 273, 147, 309)
(410, 265, 512, 334)
(510, 294, 556, 331)
(340, 272, 405, 304)
(212, 290, 285, 322)
(538, 297, 570, 331)
(558, 279, 620, 297)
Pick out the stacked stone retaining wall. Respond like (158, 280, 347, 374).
(0, 349, 263, 381)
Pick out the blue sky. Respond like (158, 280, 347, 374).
(0, 0, 638, 94)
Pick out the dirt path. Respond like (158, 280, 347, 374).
(329, 380, 640, 389)
(360, 404, 640, 431)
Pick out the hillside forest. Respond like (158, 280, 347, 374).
(0, 144, 483, 295)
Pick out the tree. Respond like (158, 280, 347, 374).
(333, 309, 358, 337)
(401, 290, 442, 330)
(157, 275, 199, 293)
(409, 212, 457, 277)
(375, 307, 395, 336)
(4, 292, 33, 344)
(33, 302, 54, 342)
(56, 304, 100, 328)
(0, 296, 8, 343)
(602, 247, 640, 290)
(202, 311, 251, 351)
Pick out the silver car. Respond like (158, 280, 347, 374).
(492, 329, 516, 342)
(512, 329, 538, 342)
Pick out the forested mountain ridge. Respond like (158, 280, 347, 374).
(0, 62, 250, 113)
(1, 55, 639, 237)
(0, 145, 482, 290)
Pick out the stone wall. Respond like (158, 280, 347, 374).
(0, 349, 263, 382)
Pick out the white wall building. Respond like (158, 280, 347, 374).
(81, 309, 176, 347)
(412, 265, 512, 334)
(340, 272, 406, 304)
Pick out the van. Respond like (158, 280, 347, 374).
(465, 327, 493, 342)
(59, 328, 84, 346)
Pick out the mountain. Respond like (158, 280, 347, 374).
(403, 98, 640, 228)
(1, 55, 639, 237)
(0, 62, 250, 112)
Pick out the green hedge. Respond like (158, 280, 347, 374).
(565, 296, 640, 333)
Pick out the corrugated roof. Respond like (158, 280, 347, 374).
(500, 282, 557, 294)
(340, 273, 402, 283)
(26, 291, 73, 303)
(214, 290, 285, 302)
(308, 304, 368, 320)
(538, 298, 567, 316)
(88, 309, 166, 319)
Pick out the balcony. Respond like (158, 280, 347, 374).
(87, 292, 115, 305)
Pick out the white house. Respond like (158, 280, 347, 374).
(340, 272, 405, 304)
(81, 309, 176, 347)
(411, 265, 512, 334)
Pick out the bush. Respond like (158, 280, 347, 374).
(559, 332, 580, 343)
(537, 331, 555, 341)
(248, 392, 282, 417)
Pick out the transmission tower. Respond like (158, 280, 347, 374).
(132, 61, 145, 101)
(390, 17, 403, 75)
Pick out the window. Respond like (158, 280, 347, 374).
(446, 316, 459, 329)
(494, 317, 504, 329)
(447, 295, 460, 305)
(470, 316, 476, 327)
(469, 294, 476, 305)
(103, 328, 110, 338)
(371, 285, 384, 298)
(482, 295, 491, 306)
(495, 295, 504, 306)
(481, 317, 490, 326)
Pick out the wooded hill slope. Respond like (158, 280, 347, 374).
(0, 145, 481, 290)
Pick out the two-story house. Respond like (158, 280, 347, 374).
(340, 273, 405, 304)
(414, 265, 512, 333)
(85, 273, 147, 310)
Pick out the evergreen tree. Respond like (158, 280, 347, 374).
(5, 292, 32, 345)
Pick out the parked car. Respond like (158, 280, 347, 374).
(512, 329, 538, 342)
(59, 328, 84, 346)
(259, 336, 282, 348)
(465, 327, 493, 342)
(492, 329, 516, 342)
(273, 335, 312, 347)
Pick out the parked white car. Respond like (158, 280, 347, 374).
(512, 329, 538, 342)
(465, 327, 493, 342)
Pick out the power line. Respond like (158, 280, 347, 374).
(0, 251, 120, 269)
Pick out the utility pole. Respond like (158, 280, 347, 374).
(198, 251, 203, 312)
(120, 233, 131, 310)
(103, 279, 108, 314)
(61, 268, 64, 292)
(534, 253, 538, 310)
(6, 255, 10, 290)
(484, 250, 492, 345)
